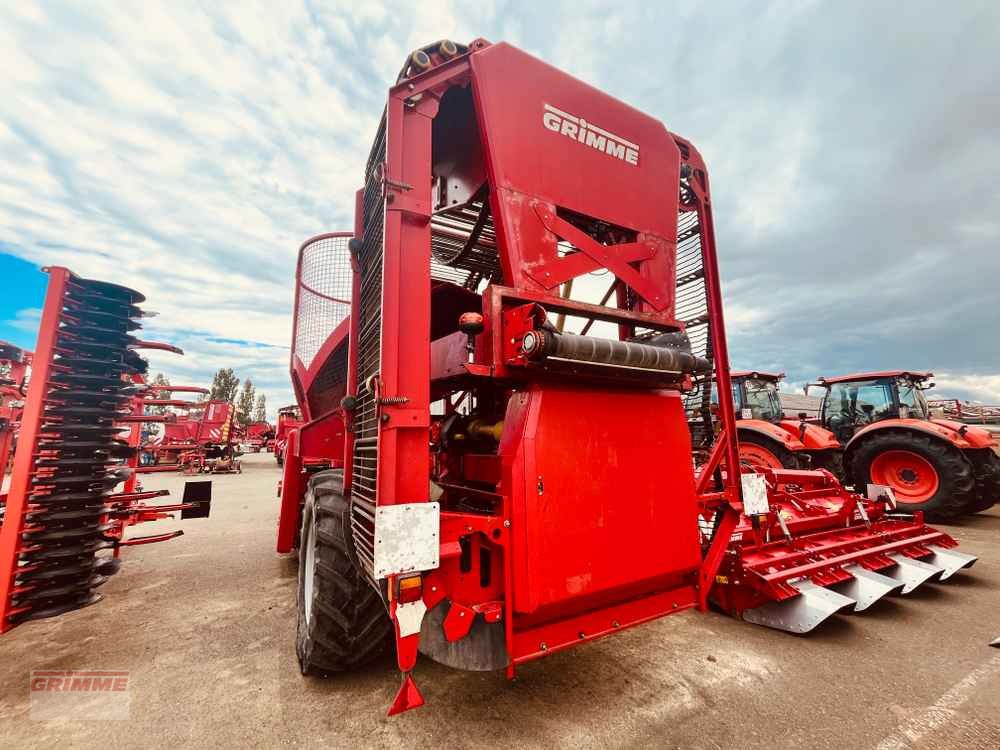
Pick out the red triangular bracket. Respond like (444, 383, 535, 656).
(387, 672, 425, 717)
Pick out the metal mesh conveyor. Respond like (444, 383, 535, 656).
(350, 113, 388, 580)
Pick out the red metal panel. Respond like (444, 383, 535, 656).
(276, 429, 302, 554)
(512, 585, 697, 664)
(506, 384, 701, 615)
(469, 42, 680, 241)
(374, 90, 435, 507)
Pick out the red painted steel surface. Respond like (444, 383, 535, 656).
(504, 385, 700, 616)
(470, 43, 678, 308)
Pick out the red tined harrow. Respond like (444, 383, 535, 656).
(698, 463, 975, 632)
(0, 267, 211, 632)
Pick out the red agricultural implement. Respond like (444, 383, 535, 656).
(145, 398, 240, 474)
(806, 371, 999, 519)
(273, 405, 304, 466)
(135, 384, 210, 471)
(0, 267, 211, 632)
(177, 401, 241, 474)
(245, 421, 275, 453)
(1, 342, 31, 485)
(929, 398, 1000, 436)
(276, 39, 978, 715)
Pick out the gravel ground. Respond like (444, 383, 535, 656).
(1, 451, 998, 749)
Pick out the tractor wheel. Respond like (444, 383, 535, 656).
(967, 449, 1000, 513)
(737, 431, 804, 471)
(850, 432, 975, 521)
(296, 469, 392, 674)
(809, 449, 847, 484)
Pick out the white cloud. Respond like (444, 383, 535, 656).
(931, 373, 1000, 404)
(5, 308, 42, 333)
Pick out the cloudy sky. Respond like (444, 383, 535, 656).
(2, 1, 999, 415)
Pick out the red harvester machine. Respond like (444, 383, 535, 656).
(277, 39, 977, 715)
(0, 268, 211, 631)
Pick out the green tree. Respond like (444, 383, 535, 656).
(236, 377, 256, 427)
(146, 372, 171, 416)
(209, 368, 240, 403)
(252, 393, 267, 423)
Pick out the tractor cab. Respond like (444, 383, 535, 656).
(699, 371, 843, 477)
(730, 371, 785, 423)
(811, 371, 932, 443)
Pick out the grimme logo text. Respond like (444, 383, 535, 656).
(31, 670, 129, 692)
(542, 104, 639, 165)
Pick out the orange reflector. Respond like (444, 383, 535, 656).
(398, 575, 423, 604)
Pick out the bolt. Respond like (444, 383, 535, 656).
(540, 642, 547, 651)
(380, 414, 390, 423)
(578, 631, 585, 640)
(672, 602, 678, 609)
(612, 620, 620, 628)
(503, 519, 511, 528)
(459, 611, 465, 617)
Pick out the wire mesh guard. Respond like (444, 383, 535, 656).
(293, 234, 352, 371)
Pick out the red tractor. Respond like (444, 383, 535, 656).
(726, 371, 843, 478)
(808, 371, 999, 519)
(275, 39, 977, 715)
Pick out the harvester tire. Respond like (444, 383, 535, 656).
(850, 432, 974, 521)
(967, 449, 1000, 513)
(737, 431, 804, 471)
(296, 469, 392, 674)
